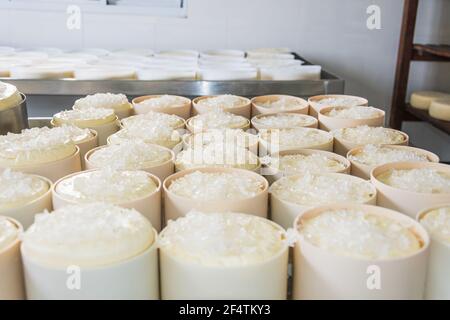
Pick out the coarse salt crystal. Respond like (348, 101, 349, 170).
(420, 206, 450, 244)
(136, 95, 187, 108)
(73, 93, 129, 111)
(121, 111, 184, 129)
(349, 145, 430, 167)
(324, 106, 382, 119)
(253, 113, 316, 128)
(270, 153, 346, 175)
(189, 111, 248, 131)
(332, 125, 406, 145)
(196, 94, 247, 110)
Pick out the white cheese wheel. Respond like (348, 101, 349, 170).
(410, 91, 449, 110)
(429, 98, 450, 121)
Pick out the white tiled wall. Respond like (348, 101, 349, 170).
(0, 0, 449, 158)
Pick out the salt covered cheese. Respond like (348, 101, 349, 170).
(377, 168, 450, 194)
(175, 144, 260, 171)
(55, 169, 157, 203)
(88, 141, 172, 170)
(73, 93, 131, 114)
(188, 111, 249, 132)
(0, 217, 19, 251)
(420, 206, 450, 244)
(108, 125, 181, 149)
(260, 128, 333, 149)
(299, 209, 422, 259)
(0, 127, 77, 166)
(121, 111, 185, 130)
(270, 153, 347, 175)
(254, 95, 307, 111)
(323, 106, 383, 119)
(53, 108, 117, 127)
(0, 81, 22, 110)
(349, 145, 431, 167)
(332, 126, 406, 145)
(184, 129, 257, 150)
(168, 171, 264, 201)
(311, 95, 368, 108)
(136, 95, 188, 109)
(270, 173, 375, 206)
(0, 169, 49, 211)
(195, 95, 248, 111)
(159, 211, 286, 267)
(253, 113, 316, 129)
(22, 203, 154, 268)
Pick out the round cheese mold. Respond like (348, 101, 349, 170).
(132, 95, 192, 119)
(429, 98, 450, 121)
(0, 169, 49, 212)
(175, 144, 260, 172)
(193, 95, 251, 118)
(0, 127, 77, 167)
(0, 216, 25, 300)
(258, 127, 334, 155)
(418, 205, 450, 299)
(420, 205, 450, 245)
(121, 111, 185, 130)
(73, 93, 132, 119)
(270, 172, 376, 229)
(251, 112, 318, 130)
(54, 169, 157, 203)
(251, 95, 309, 115)
(159, 211, 288, 299)
(410, 91, 450, 110)
(168, 170, 265, 201)
(265, 149, 350, 183)
(183, 129, 258, 154)
(0, 81, 22, 110)
(292, 204, 429, 300)
(85, 141, 174, 181)
(22, 203, 154, 268)
(332, 125, 408, 156)
(371, 162, 450, 218)
(318, 106, 385, 131)
(187, 111, 250, 133)
(348, 145, 439, 179)
(108, 125, 181, 150)
(0, 216, 19, 252)
(308, 94, 368, 118)
(9, 64, 74, 79)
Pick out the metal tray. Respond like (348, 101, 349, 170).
(2, 54, 344, 98)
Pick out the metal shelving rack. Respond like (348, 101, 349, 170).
(390, 0, 450, 135)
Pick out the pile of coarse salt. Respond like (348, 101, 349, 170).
(271, 153, 346, 174)
(254, 113, 316, 128)
(88, 141, 172, 170)
(22, 203, 154, 268)
(159, 211, 286, 267)
(261, 127, 332, 147)
(121, 111, 184, 129)
(136, 95, 187, 108)
(349, 144, 429, 166)
(257, 96, 304, 110)
(168, 171, 264, 201)
(189, 110, 248, 131)
(377, 168, 450, 194)
(299, 209, 422, 259)
(108, 124, 181, 149)
(175, 143, 259, 171)
(196, 94, 246, 110)
(57, 168, 157, 203)
(73, 93, 129, 111)
(0, 169, 48, 208)
(315, 96, 366, 107)
(269, 173, 375, 206)
(324, 106, 382, 119)
(54, 108, 115, 121)
(332, 125, 405, 145)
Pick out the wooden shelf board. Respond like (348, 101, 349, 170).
(405, 103, 450, 135)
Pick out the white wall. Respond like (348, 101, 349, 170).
(0, 0, 449, 157)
